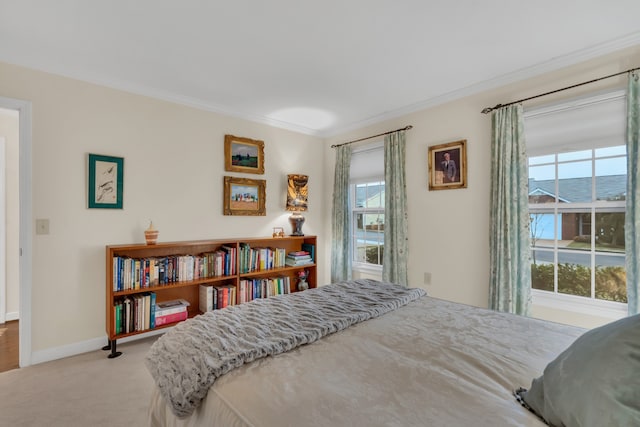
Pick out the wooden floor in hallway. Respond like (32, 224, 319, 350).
(0, 320, 19, 372)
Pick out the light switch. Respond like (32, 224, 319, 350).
(36, 219, 49, 235)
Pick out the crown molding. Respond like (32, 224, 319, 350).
(320, 31, 640, 138)
(2, 59, 326, 137)
(5, 30, 640, 139)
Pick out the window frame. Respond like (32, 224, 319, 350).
(351, 180, 385, 272)
(528, 148, 627, 319)
(524, 89, 629, 321)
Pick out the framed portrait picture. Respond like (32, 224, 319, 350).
(88, 153, 124, 208)
(224, 134, 265, 174)
(223, 176, 266, 216)
(428, 140, 467, 190)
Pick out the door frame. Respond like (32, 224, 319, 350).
(0, 137, 5, 325)
(0, 96, 32, 367)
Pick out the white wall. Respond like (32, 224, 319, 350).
(323, 44, 640, 329)
(0, 108, 19, 320)
(0, 61, 325, 356)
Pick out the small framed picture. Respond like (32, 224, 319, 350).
(223, 176, 266, 216)
(224, 134, 265, 174)
(428, 140, 467, 191)
(88, 154, 124, 208)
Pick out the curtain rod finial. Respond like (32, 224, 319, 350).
(481, 104, 503, 114)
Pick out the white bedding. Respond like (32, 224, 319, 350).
(148, 293, 584, 427)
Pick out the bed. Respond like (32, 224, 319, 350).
(144, 279, 611, 427)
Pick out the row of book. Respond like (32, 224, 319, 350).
(199, 276, 291, 311)
(112, 244, 315, 292)
(112, 295, 191, 335)
(112, 247, 236, 291)
(115, 277, 298, 335)
(238, 244, 287, 273)
(198, 285, 237, 312)
(239, 276, 291, 303)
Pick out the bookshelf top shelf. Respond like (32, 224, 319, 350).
(107, 235, 317, 252)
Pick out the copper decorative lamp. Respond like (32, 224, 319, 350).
(286, 174, 308, 236)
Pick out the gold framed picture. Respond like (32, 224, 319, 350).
(223, 176, 266, 216)
(224, 134, 265, 174)
(428, 139, 467, 190)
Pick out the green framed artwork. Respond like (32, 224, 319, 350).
(88, 153, 124, 209)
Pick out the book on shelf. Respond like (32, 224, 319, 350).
(288, 250, 309, 257)
(199, 285, 218, 312)
(114, 300, 123, 335)
(124, 297, 132, 333)
(155, 305, 187, 317)
(285, 257, 313, 267)
(144, 294, 151, 331)
(156, 298, 190, 310)
(149, 292, 156, 329)
(155, 298, 190, 317)
(155, 310, 188, 326)
(301, 243, 315, 262)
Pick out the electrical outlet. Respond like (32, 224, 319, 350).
(424, 272, 431, 285)
(36, 218, 49, 235)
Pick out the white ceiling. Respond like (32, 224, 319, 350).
(1, 1, 640, 137)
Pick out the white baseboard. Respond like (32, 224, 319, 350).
(5, 311, 19, 321)
(31, 336, 106, 365)
(30, 328, 167, 365)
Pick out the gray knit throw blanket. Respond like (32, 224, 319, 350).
(145, 279, 426, 418)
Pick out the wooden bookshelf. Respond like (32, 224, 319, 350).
(104, 235, 317, 358)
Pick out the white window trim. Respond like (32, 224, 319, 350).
(532, 289, 627, 321)
(352, 261, 383, 274)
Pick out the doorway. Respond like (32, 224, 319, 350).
(0, 97, 33, 369)
(0, 110, 18, 371)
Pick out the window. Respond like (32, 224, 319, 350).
(529, 147, 626, 302)
(525, 90, 627, 314)
(350, 142, 384, 269)
(353, 181, 385, 266)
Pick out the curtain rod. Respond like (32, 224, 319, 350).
(331, 125, 413, 148)
(480, 66, 640, 114)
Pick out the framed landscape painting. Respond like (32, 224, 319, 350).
(428, 139, 467, 191)
(224, 134, 265, 174)
(223, 176, 266, 216)
(88, 153, 124, 209)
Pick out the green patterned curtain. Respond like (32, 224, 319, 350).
(626, 71, 640, 315)
(489, 104, 532, 316)
(331, 145, 352, 282)
(382, 130, 408, 286)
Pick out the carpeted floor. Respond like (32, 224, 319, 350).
(0, 336, 159, 427)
